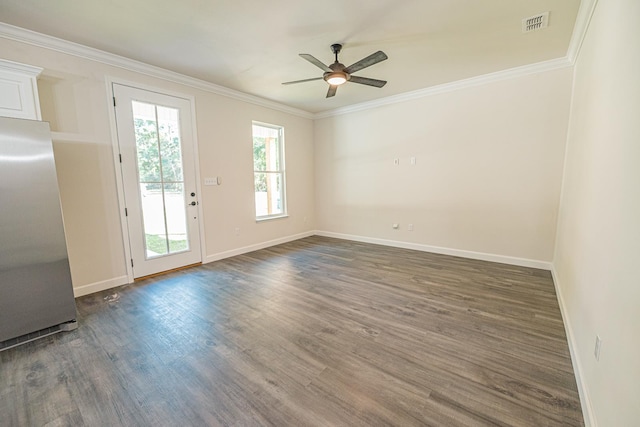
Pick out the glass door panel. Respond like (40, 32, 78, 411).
(132, 101, 189, 259)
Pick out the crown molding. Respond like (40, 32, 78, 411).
(313, 56, 572, 119)
(1, 0, 596, 123)
(0, 23, 314, 120)
(566, 0, 598, 65)
(0, 57, 42, 76)
(315, 0, 597, 119)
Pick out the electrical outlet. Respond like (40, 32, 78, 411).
(393, 158, 400, 166)
(594, 335, 602, 361)
(235, 227, 240, 236)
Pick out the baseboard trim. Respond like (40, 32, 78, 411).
(73, 275, 129, 298)
(72, 232, 551, 293)
(204, 231, 315, 264)
(71, 232, 316, 297)
(315, 231, 552, 270)
(550, 266, 596, 427)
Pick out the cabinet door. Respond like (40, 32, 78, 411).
(0, 59, 42, 120)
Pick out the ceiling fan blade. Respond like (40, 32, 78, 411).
(326, 85, 338, 98)
(300, 54, 331, 72)
(282, 77, 324, 85)
(344, 51, 388, 74)
(348, 76, 387, 88)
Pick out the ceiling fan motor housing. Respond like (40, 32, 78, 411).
(324, 61, 350, 84)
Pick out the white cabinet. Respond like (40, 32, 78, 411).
(0, 59, 43, 120)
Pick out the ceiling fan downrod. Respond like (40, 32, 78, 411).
(331, 43, 342, 63)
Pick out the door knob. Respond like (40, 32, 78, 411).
(189, 201, 197, 206)
(191, 192, 196, 197)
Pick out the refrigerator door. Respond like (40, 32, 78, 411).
(0, 116, 76, 343)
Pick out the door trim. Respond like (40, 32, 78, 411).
(105, 76, 206, 283)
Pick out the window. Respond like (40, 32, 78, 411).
(253, 122, 286, 219)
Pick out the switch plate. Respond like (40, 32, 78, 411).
(410, 156, 416, 165)
(392, 223, 399, 229)
(393, 158, 400, 166)
(204, 177, 217, 186)
(408, 223, 414, 231)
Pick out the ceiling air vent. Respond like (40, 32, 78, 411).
(522, 12, 549, 33)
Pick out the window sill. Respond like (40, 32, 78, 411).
(256, 214, 289, 222)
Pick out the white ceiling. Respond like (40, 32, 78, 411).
(0, 0, 581, 114)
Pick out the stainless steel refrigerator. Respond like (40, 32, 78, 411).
(0, 116, 77, 350)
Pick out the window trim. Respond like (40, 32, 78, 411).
(252, 121, 287, 220)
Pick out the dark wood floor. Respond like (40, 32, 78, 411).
(1, 236, 583, 426)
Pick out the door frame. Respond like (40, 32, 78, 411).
(106, 77, 206, 283)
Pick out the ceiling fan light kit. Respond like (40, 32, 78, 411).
(325, 72, 348, 85)
(283, 43, 388, 98)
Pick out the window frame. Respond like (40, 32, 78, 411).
(252, 121, 287, 221)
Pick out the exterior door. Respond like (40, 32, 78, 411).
(113, 84, 201, 278)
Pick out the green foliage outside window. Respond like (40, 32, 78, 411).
(253, 137, 267, 192)
(134, 117, 183, 192)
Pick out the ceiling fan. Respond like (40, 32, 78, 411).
(282, 44, 388, 98)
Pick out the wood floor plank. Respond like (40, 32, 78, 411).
(0, 236, 584, 426)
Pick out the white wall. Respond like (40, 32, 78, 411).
(315, 68, 573, 264)
(553, 0, 640, 424)
(0, 37, 315, 294)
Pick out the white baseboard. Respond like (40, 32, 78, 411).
(71, 231, 315, 298)
(73, 231, 550, 293)
(315, 231, 552, 270)
(550, 266, 596, 427)
(73, 275, 129, 298)
(204, 231, 315, 264)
